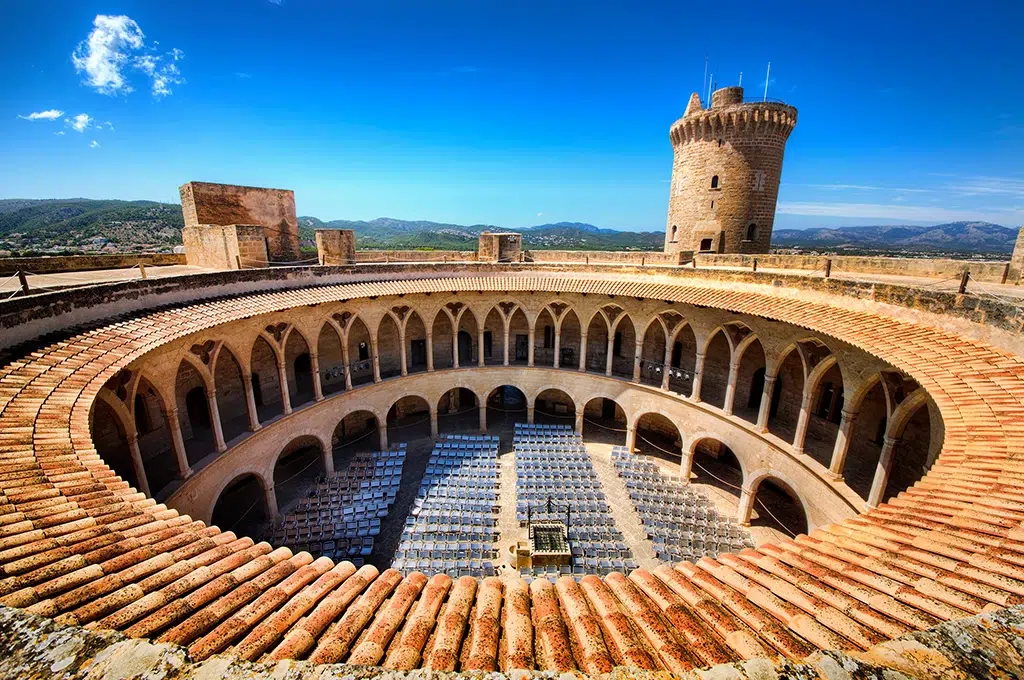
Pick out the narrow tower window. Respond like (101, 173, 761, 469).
(699, 238, 713, 252)
(746, 223, 758, 241)
(710, 175, 719, 189)
(670, 225, 678, 242)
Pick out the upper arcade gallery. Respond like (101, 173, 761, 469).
(92, 287, 938, 535)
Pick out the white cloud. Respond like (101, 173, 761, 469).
(54, 131, 65, 136)
(104, 121, 115, 131)
(777, 200, 1023, 224)
(72, 14, 185, 97)
(90, 140, 100, 148)
(66, 113, 93, 133)
(18, 109, 64, 121)
(268, 0, 283, 4)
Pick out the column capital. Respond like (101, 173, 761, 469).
(882, 435, 900, 448)
(763, 373, 778, 385)
(840, 408, 859, 422)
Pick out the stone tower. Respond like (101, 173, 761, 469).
(664, 86, 797, 254)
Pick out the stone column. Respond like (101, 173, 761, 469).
(828, 409, 859, 478)
(679, 448, 694, 484)
(574, 412, 584, 434)
(372, 352, 381, 383)
(323, 447, 335, 475)
(756, 374, 777, 432)
(477, 327, 485, 367)
(310, 351, 324, 401)
(208, 390, 226, 453)
(430, 410, 439, 439)
(737, 485, 755, 526)
(266, 484, 280, 522)
(867, 436, 899, 507)
(632, 340, 643, 382)
(791, 392, 813, 454)
(452, 328, 460, 369)
(242, 372, 261, 432)
(164, 407, 192, 479)
(127, 434, 151, 497)
(661, 343, 672, 390)
(277, 360, 292, 415)
(503, 321, 510, 366)
(426, 332, 435, 372)
(479, 406, 487, 433)
(378, 423, 389, 451)
(527, 406, 535, 424)
(722, 360, 740, 415)
(626, 425, 637, 453)
(342, 344, 353, 389)
(578, 332, 588, 372)
(399, 328, 408, 377)
(605, 336, 614, 376)
(691, 352, 706, 401)
(551, 327, 561, 368)
(527, 323, 536, 367)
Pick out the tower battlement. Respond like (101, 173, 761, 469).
(664, 87, 797, 255)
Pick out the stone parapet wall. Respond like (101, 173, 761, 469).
(696, 253, 1015, 283)
(0, 253, 185, 276)
(355, 250, 478, 263)
(525, 250, 689, 265)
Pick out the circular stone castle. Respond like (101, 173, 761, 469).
(1, 91, 1024, 679)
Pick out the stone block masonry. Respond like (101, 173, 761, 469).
(316, 229, 356, 265)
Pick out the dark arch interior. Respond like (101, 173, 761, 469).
(437, 387, 479, 434)
(486, 385, 527, 434)
(690, 438, 742, 500)
(212, 474, 267, 538)
(274, 437, 325, 512)
(534, 388, 576, 426)
(91, 399, 139, 490)
(387, 396, 431, 442)
(751, 478, 808, 537)
(635, 412, 682, 465)
(582, 397, 626, 445)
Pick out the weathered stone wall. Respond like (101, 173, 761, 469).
(355, 250, 479, 263)
(696, 252, 1015, 283)
(525, 250, 689, 265)
(479, 233, 523, 263)
(315, 229, 356, 265)
(182, 224, 269, 269)
(180, 181, 299, 262)
(1010, 226, 1024, 278)
(665, 89, 797, 255)
(0, 253, 185, 276)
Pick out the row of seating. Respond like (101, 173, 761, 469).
(611, 446, 754, 563)
(514, 424, 634, 577)
(393, 435, 502, 577)
(264, 446, 406, 562)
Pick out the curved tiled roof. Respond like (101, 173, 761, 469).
(2, 271, 1024, 674)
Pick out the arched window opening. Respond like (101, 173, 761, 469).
(749, 478, 808, 538)
(358, 342, 369, 361)
(134, 394, 152, 435)
(185, 387, 210, 430)
(746, 223, 758, 241)
(212, 475, 267, 538)
(670, 225, 678, 242)
(582, 397, 626, 446)
(710, 175, 720, 189)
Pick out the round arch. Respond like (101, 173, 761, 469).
(485, 384, 528, 434)
(437, 386, 480, 435)
(582, 395, 627, 445)
(274, 434, 327, 513)
(386, 393, 432, 442)
(533, 387, 577, 427)
(738, 470, 810, 537)
(634, 411, 683, 466)
(211, 472, 270, 537)
(686, 436, 745, 503)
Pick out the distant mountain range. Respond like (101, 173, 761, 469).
(0, 198, 1014, 257)
(297, 216, 663, 251)
(773, 222, 1017, 254)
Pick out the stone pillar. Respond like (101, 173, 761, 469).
(527, 323, 536, 367)
(426, 332, 434, 372)
(722, 360, 740, 416)
(277, 360, 292, 415)
(310, 351, 324, 401)
(127, 434, 151, 497)
(867, 436, 899, 507)
(372, 352, 381, 383)
(626, 425, 637, 453)
(452, 328, 460, 369)
(679, 448, 694, 484)
(828, 409, 859, 478)
(242, 372, 261, 432)
(479, 406, 487, 433)
(737, 485, 755, 526)
(399, 329, 408, 377)
(503, 322, 510, 366)
(527, 406, 535, 424)
(578, 333, 588, 372)
(430, 410, 439, 439)
(378, 423, 389, 451)
(266, 483, 280, 522)
(208, 390, 226, 453)
(342, 344, 353, 390)
(791, 392, 812, 454)
(605, 336, 614, 376)
(691, 352, 706, 401)
(574, 412, 584, 434)
(756, 374, 777, 432)
(661, 343, 672, 390)
(477, 327, 485, 367)
(553, 328, 561, 369)
(323, 447, 335, 475)
(632, 340, 643, 382)
(164, 407, 192, 478)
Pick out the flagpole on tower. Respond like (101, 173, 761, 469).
(763, 62, 771, 102)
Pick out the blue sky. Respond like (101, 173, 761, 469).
(2, 1, 1023, 231)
